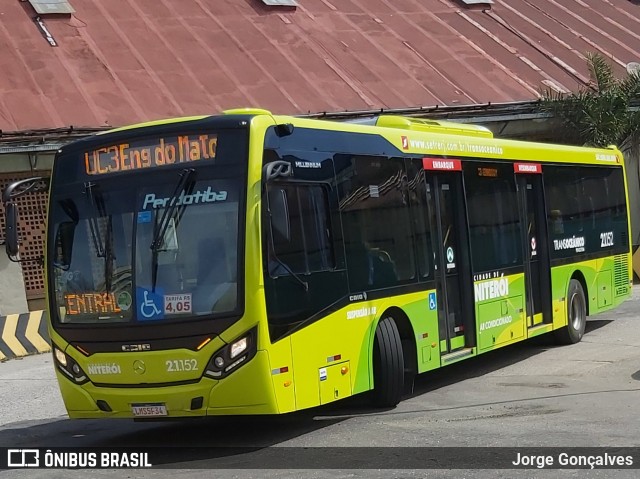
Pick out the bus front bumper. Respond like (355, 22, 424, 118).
(57, 351, 280, 418)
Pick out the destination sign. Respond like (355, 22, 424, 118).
(84, 134, 217, 176)
(65, 293, 122, 315)
(477, 167, 498, 177)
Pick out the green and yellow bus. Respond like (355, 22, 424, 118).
(3, 109, 632, 418)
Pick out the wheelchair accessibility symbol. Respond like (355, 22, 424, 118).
(446, 247, 454, 264)
(141, 291, 161, 318)
(136, 288, 164, 320)
(428, 292, 437, 310)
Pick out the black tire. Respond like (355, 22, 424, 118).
(371, 317, 404, 408)
(554, 279, 587, 345)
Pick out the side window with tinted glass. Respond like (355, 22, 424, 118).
(405, 159, 433, 280)
(336, 155, 417, 291)
(268, 183, 334, 275)
(464, 162, 522, 273)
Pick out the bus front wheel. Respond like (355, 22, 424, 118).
(555, 279, 587, 345)
(371, 316, 404, 408)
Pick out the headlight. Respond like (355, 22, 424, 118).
(204, 328, 257, 379)
(54, 347, 67, 367)
(230, 337, 247, 359)
(52, 343, 89, 385)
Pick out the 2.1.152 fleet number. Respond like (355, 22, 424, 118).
(166, 359, 198, 372)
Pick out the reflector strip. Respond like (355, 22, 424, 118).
(327, 354, 342, 363)
(271, 366, 289, 375)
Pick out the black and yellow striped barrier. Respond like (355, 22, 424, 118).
(0, 311, 50, 361)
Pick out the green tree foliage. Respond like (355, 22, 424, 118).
(540, 52, 640, 151)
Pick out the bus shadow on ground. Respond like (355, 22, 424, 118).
(316, 317, 616, 417)
(0, 411, 351, 467)
(0, 407, 347, 449)
(405, 318, 614, 400)
(584, 318, 613, 334)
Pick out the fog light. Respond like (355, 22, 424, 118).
(72, 364, 81, 374)
(214, 356, 224, 368)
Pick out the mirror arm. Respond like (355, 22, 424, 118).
(3, 177, 50, 203)
(263, 161, 293, 182)
(2, 177, 50, 262)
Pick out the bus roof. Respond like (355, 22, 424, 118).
(69, 109, 624, 168)
(267, 112, 623, 167)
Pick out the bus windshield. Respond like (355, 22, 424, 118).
(49, 168, 242, 324)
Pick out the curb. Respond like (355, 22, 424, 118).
(0, 310, 50, 361)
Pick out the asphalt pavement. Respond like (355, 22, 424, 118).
(1, 286, 639, 478)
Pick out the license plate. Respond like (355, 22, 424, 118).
(131, 403, 167, 417)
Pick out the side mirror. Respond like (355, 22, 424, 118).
(54, 221, 77, 269)
(4, 202, 19, 258)
(268, 188, 291, 243)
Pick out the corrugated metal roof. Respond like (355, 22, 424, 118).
(0, 0, 638, 131)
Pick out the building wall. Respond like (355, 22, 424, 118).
(0, 152, 53, 314)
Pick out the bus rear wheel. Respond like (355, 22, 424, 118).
(555, 279, 587, 345)
(371, 316, 404, 408)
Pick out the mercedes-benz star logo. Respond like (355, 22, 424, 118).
(133, 360, 146, 375)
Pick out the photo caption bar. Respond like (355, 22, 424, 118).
(1, 447, 638, 470)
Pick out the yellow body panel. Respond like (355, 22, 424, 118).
(43, 110, 632, 418)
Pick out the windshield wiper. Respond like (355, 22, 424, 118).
(84, 182, 115, 293)
(104, 215, 114, 293)
(270, 254, 309, 292)
(150, 168, 195, 252)
(84, 182, 105, 257)
(150, 168, 196, 292)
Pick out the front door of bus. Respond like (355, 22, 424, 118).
(515, 164, 552, 327)
(424, 159, 475, 356)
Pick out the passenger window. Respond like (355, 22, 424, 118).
(268, 183, 334, 275)
(336, 155, 416, 291)
(405, 160, 434, 280)
(464, 162, 522, 273)
(544, 165, 628, 257)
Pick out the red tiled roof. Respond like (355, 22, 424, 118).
(0, 0, 638, 131)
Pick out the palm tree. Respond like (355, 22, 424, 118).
(540, 52, 640, 254)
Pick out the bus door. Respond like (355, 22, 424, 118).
(423, 159, 475, 356)
(515, 163, 552, 327)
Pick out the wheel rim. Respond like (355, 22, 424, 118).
(569, 291, 585, 330)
